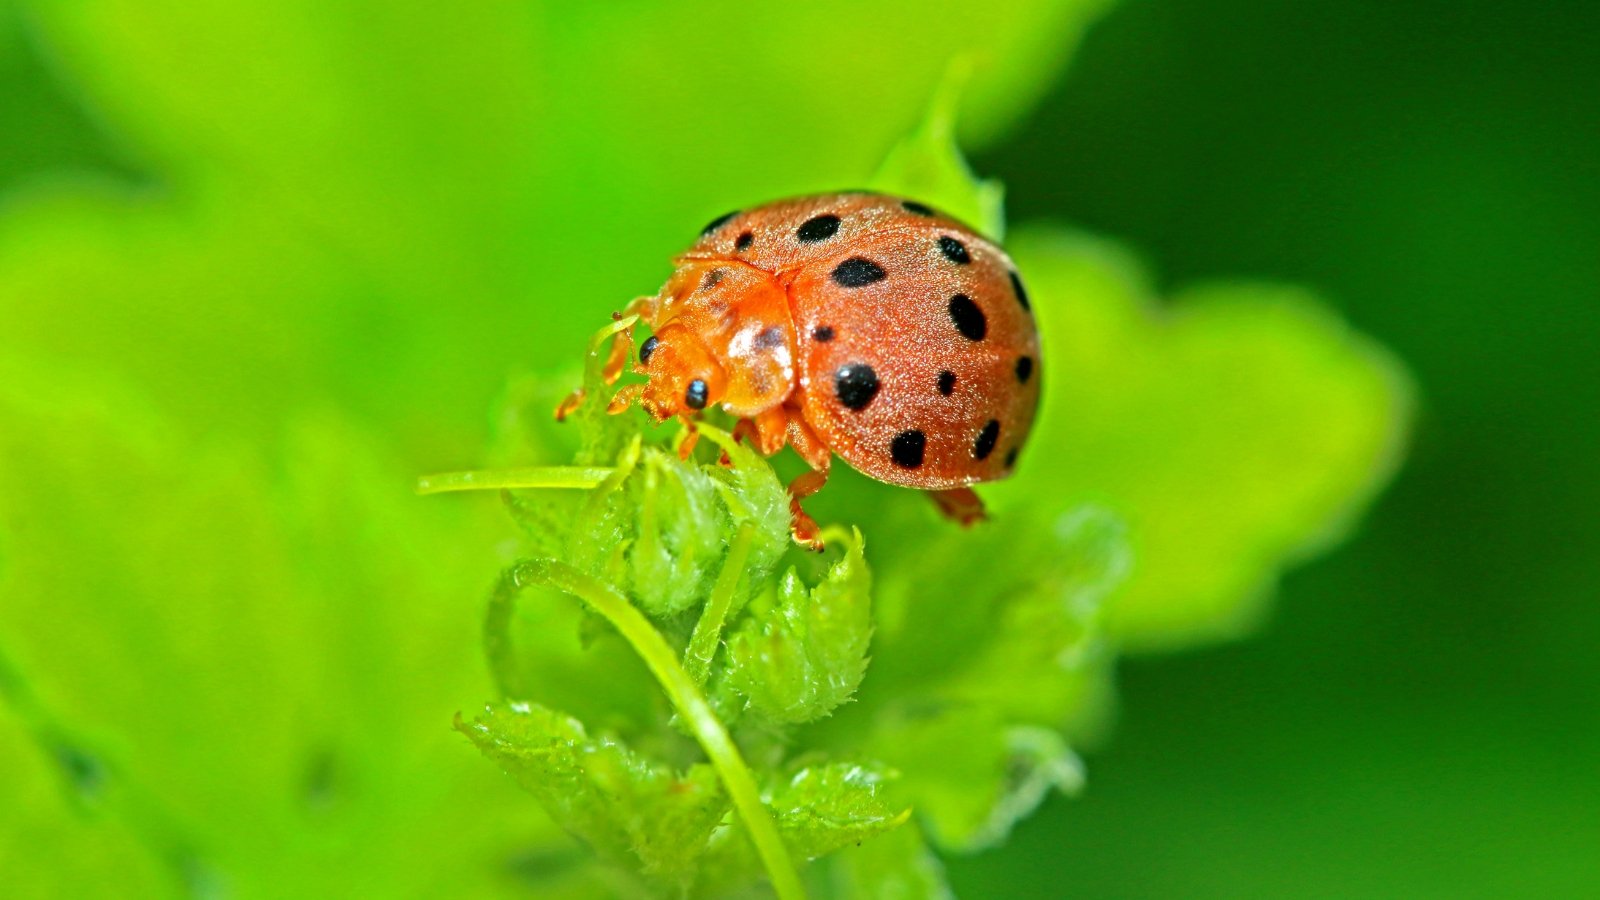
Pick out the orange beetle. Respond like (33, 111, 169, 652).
(566, 192, 1040, 547)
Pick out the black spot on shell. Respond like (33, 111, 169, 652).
(974, 420, 1000, 460)
(812, 325, 835, 342)
(937, 370, 957, 395)
(1004, 448, 1019, 468)
(754, 326, 785, 350)
(1009, 269, 1031, 311)
(948, 294, 987, 340)
(832, 257, 887, 287)
(890, 430, 927, 468)
(834, 363, 880, 411)
(1015, 356, 1033, 384)
(938, 235, 971, 264)
(701, 211, 737, 236)
(735, 231, 754, 251)
(685, 379, 709, 410)
(902, 200, 935, 216)
(639, 335, 660, 365)
(701, 269, 726, 290)
(797, 214, 841, 243)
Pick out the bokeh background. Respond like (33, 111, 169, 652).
(0, 0, 1593, 896)
(956, 1, 1599, 896)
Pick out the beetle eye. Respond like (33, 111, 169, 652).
(639, 335, 660, 365)
(684, 378, 709, 410)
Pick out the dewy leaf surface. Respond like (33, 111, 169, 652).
(725, 531, 873, 726)
(767, 762, 904, 862)
(692, 759, 908, 896)
(459, 702, 727, 893)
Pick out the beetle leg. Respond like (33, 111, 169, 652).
(929, 487, 987, 527)
(676, 414, 700, 460)
(602, 297, 655, 385)
(728, 407, 791, 465)
(601, 328, 634, 385)
(786, 469, 829, 552)
(561, 298, 657, 420)
(786, 413, 831, 472)
(785, 415, 833, 551)
(554, 387, 586, 421)
(606, 383, 643, 415)
(752, 407, 791, 455)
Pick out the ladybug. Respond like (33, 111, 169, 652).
(564, 192, 1040, 548)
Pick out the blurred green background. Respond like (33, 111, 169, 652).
(956, 0, 1600, 896)
(0, 0, 1592, 896)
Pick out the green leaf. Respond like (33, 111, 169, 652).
(489, 336, 792, 625)
(474, 426, 796, 736)
(769, 761, 906, 862)
(830, 823, 955, 900)
(479, 544, 667, 739)
(0, 357, 561, 897)
(462, 426, 886, 895)
(611, 445, 731, 619)
(980, 726, 1086, 845)
(871, 65, 1007, 241)
(458, 701, 727, 893)
(724, 531, 873, 725)
(854, 709, 1082, 855)
(864, 507, 1126, 727)
(496, 436, 790, 624)
(700, 429, 793, 578)
(862, 706, 1006, 852)
(807, 508, 1121, 852)
(696, 759, 909, 896)
(990, 230, 1414, 648)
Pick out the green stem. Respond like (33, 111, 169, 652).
(684, 522, 756, 686)
(504, 559, 806, 900)
(416, 466, 614, 494)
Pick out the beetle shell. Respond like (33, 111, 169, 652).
(657, 192, 1040, 490)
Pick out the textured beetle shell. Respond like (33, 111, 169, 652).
(667, 192, 1040, 490)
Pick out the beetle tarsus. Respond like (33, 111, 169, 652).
(929, 487, 987, 527)
(787, 468, 830, 551)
